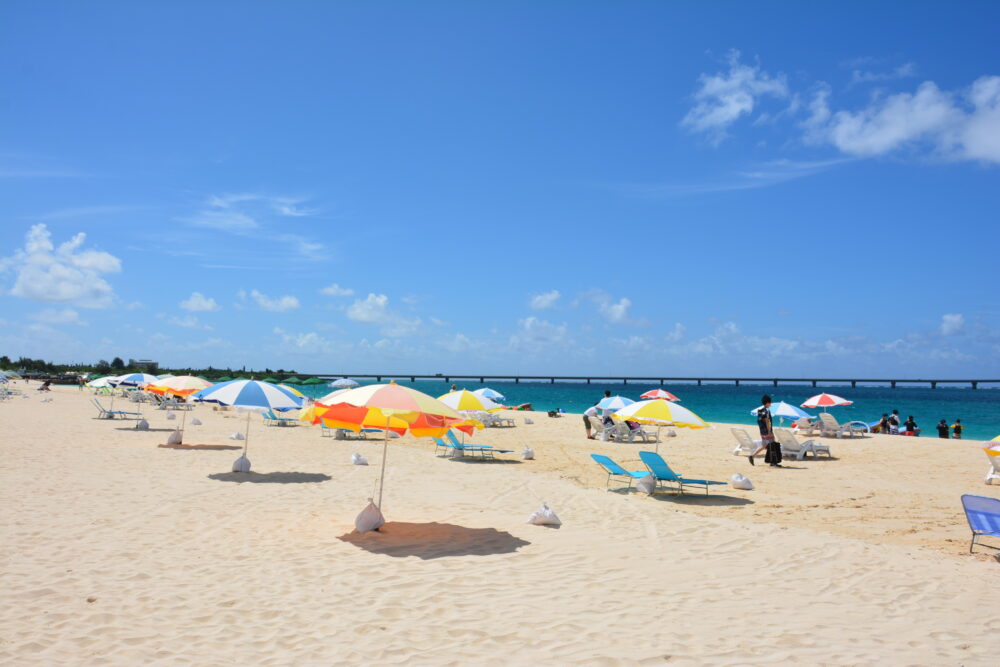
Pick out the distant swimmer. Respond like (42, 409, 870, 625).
(937, 419, 950, 439)
(952, 419, 963, 439)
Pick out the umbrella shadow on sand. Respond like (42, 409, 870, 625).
(115, 427, 177, 432)
(159, 443, 243, 451)
(338, 522, 530, 560)
(208, 471, 332, 484)
(648, 493, 754, 507)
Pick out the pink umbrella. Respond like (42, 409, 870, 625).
(640, 389, 680, 402)
(801, 393, 853, 412)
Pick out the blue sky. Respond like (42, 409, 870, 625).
(2, 1, 999, 377)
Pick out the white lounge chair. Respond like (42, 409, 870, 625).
(611, 421, 656, 443)
(818, 413, 864, 438)
(792, 417, 820, 435)
(985, 447, 1000, 486)
(774, 428, 831, 460)
(731, 428, 760, 456)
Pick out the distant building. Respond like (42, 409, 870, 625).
(129, 359, 159, 371)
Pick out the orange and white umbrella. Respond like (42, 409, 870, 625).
(640, 389, 680, 402)
(146, 375, 213, 397)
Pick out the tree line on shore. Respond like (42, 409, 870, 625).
(0, 355, 301, 381)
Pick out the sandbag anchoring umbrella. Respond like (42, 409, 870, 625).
(191, 380, 303, 472)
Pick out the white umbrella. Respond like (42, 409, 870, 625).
(111, 372, 160, 387)
(191, 380, 304, 472)
(329, 378, 359, 388)
(801, 393, 852, 412)
(317, 388, 350, 403)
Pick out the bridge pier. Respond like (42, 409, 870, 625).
(891, 381, 897, 388)
(851, 380, 857, 388)
(445, 377, 450, 383)
(772, 379, 778, 387)
(811, 380, 817, 387)
(479, 377, 484, 383)
(376, 376, 382, 382)
(410, 376, 415, 382)
(931, 381, 937, 389)
(515, 378, 520, 384)
(622, 379, 627, 385)
(550, 378, 555, 384)
(660, 379, 664, 386)
(697, 379, 702, 386)
(973, 381, 978, 389)
(735, 379, 740, 386)
(586, 378, 591, 384)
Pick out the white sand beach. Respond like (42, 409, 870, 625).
(2, 385, 999, 664)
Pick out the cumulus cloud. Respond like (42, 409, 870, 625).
(249, 289, 300, 312)
(529, 289, 561, 310)
(320, 283, 354, 297)
(1, 224, 121, 308)
(179, 291, 220, 312)
(160, 314, 213, 330)
(682, 50, 789, 144)
(583, 290, 642, 325)
(29, 308, 86, 326)
(665, 323, 685, 343)
(346, 293, 421, 337)
(940, 313, 964, 336)
(849, 62, 916, 87)
(512, 317, 568, 346)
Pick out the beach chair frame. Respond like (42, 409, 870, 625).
(961, 494, 1000, 554)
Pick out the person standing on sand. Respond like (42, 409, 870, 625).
(952, 419, 963, 439)
(937, 419, 950, 438)
(450, 384, 458, 392)
(749, 395, 781, 467)
(583, 405, 599, 439)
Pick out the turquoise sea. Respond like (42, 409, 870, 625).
(295, 380, 1000, 442)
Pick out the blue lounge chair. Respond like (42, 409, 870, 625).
(961, 494, 1000, 554)
(446, 429, 489, 449)
(263, 409, 297, 426)
(638, 451, 727, 495)
(432, 437, 511, 460)
(92, 398, 141, 420)
(590, 454, 649, 491)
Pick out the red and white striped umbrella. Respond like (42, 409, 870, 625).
(801, 393, 853, 411)
(640, 389, 680, 402)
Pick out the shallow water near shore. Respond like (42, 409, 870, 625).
(298, 380, 1000, 441)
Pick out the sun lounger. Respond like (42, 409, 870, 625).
(961, 494, 1000, 553)
(612, 421, 657, 443)
(590, 454, 649, 491)
(774, 428, 831, 460)
(818, 413, 865, 438)
(792, 417, 821, 435)
(263, 409, 298, 426)
(92, 398, 141, 420)
(984, 448, 1000, 485)
(638, 450, 727, 495)
(433, 437, 511, 460)
(731, 428, 760, 456)
(447, 429, 490, 449)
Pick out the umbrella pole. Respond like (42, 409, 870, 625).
(377, 415, 390, 509)
(242, 411, 251, 458)
(179, 407, 187, 444)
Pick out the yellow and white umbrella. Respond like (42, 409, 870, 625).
(613, 399, 709, 429)
(437, 389, 502, 412)
(278, 383, 306, 398)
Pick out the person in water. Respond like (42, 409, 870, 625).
(952, 419, 963, 439)
(903, 415, 918, 436)
(936, 419, 950, 438)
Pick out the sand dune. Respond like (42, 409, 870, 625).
(2, 385, 999, 664)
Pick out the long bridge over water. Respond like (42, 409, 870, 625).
(308, 374, 999, 390)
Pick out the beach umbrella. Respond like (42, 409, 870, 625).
(278, 383, 306, 399)
(437, 389, 503, 413)
(86, 376, 116, 388)
(261, 376, 279, 383)
(316, 388, 350, 404)
(329, 378, 359, 389)
(326, 383, 464, 512)
(597, 395, 634, 414)
(473, 387, 506, 402)
(282, 376, 304, 384)
(302, 377, 326, 385)
(640, 389, 680, 402)
(614, 399, 708, 429)
(752, 401, 812, 423)
(216, 375, 233, 382)
(801, 393, 853, 412)
(191, 380, 304, 472)
(112, 372, 160, 387)
(147, 375, 213, 397)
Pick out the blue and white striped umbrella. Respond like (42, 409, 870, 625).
(473, 387, 506, 402)
(190, 380, 304, 473)
(751, 401, 813, 422)
(597, 395, 635, 413)
(191, 379, 303, 411)
(113, 372, 160, 386)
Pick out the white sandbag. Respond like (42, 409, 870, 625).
(354, 499, 385, 533)
(350, 453, 368, 466)
(666, 428, 678, 438)
(165, 411, 176, 420)
(190, 417, 202, 426)
(165, 429, 183, 445)
(524, 418, 534, 425)
(522, 447, 535, 460)
(731, 473, 754, 490)
(232, 455, 251, 473)
(230, 432, 245, 440)
(635, 473, 657, 495)
(135, 419, 150, 431)
(527, 502, 562, 526)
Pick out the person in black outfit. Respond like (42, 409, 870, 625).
(903, 416, 917, 436)
(749, 395, 781, 467)
(936, 420, 950, 438)
(878, 413, 891, 434)
(952, 419, 963, 439)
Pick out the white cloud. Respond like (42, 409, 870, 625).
(849, 62, 916, 87)
(186, 209, 259, 232)
(179, 292, 220, 312)
(320, 283, 354, 297)
(29, 308, 86, 326)
(600, 297, 632, 324)
(249, 289, 300, 312)
(1, 224, 121, 308)
(513, 316, 567, 345)
(529, 289, 561, 310)
(665, 323, 685, 343)
(940, 313, 964, 336)
(682, 50, 789, 144)
(346, 293, 421, 337)
(162, 314, 213, 330)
